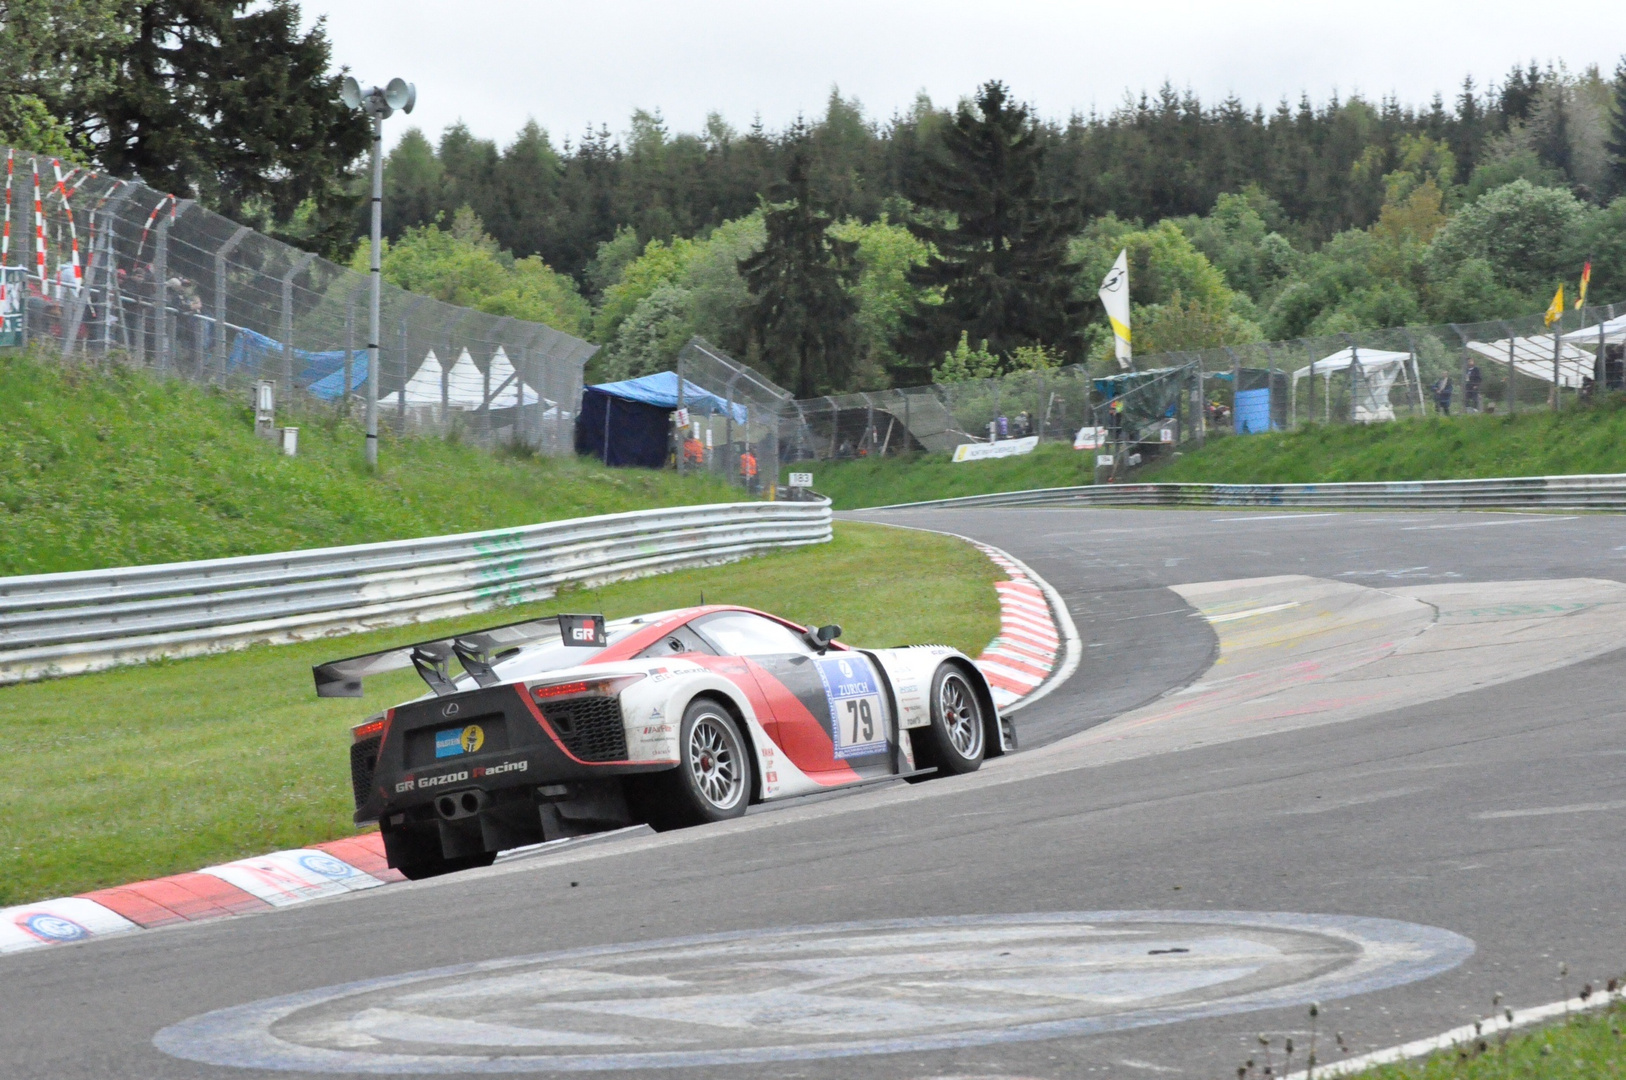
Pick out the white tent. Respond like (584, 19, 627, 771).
(1562, 313, 1626, 346)
(381, 349, 445, 408)
(1465, 336, 1594, 388)
(1291, 347, 1417, 424)
(485, 346, 548, 410)
(442, 347, 488, 409)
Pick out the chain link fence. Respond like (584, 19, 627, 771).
(0, 149, 596, 453)
(775, 299, 1626, 472)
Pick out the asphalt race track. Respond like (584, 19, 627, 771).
(6, 506, 1626, 1079)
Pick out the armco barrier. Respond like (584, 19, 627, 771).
(0, 500, 832, 683)
(868, 473, 1626, 513)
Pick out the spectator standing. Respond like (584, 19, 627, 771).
(739, 446, 758, 495)
(997, 414, 1008, 439)
(1464, 361, 1482, 412)
(1437, 375, 1452, 414)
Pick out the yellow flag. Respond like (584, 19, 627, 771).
(1545, 285, 1564, 326)
(1575, 260, 1591, 310)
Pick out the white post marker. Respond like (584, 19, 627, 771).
(788, 472, 813, 488)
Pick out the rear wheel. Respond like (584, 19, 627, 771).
(393, 848, 496, 881)
(644, 698, 752, 831)
(915, 664, 986, 777)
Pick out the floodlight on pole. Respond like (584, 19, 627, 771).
(340, 75, 415, 470)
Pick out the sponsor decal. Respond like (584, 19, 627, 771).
(297, 853, 357, 881)
(434, 724, 484, 759)
(813, 655, 889, 760)
(398, 770, 471, 794)
(19, 913, 88, 943)
(471, 760, 528, 779)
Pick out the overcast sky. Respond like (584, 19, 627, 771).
(307, 1, 1626, 152)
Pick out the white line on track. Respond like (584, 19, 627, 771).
(1473, 798, 1626, 819)
(1283, 987, 1625, 1080)
(1403, 516, 1577, 530)
(1200, 602, 1300, 624)
(1209, 513, 1339, 522)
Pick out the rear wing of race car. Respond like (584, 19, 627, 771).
(311, 613, 606, 698)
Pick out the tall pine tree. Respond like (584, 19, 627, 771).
(900, 81, 1082, 382)
(740, 130, 860, 398)
(1608, 57, 1626, 199)
(85, 0, 369, 254)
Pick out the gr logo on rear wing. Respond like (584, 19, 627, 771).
(311, 614, 606, 699)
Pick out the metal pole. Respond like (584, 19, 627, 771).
(366, 113, 383, 469)
(675, 348, 686, 475)
(1552, 322, 1562, 411)
(213, 225, 250, 383)
(397, 297, 426, 431)
(1499, 322, 1517, 416)
(280, 250, 317, 392)
(153, 208, 173, 371)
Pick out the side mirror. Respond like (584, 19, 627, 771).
(804, 624, 842, 652)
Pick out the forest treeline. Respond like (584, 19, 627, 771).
(382, 63, 1626, 392)
(4, 2, 1626, 396)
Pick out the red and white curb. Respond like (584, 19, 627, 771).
(0, 834, 401, 954)
(1, 541, 1078, 956)
(970, 541, 1081, 714)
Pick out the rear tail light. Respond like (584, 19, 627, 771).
(351, 714, 388, 743)
(527, 674, 645, 704)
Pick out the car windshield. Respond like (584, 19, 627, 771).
(478, 622, 644, 683)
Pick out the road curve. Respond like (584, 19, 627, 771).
(5, 505, 1626, 1080)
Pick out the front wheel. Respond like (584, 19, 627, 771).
(915, 664, 986, 777)
(644, 698, 753, 831)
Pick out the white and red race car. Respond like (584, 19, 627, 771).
(315, 607, 1015, 878)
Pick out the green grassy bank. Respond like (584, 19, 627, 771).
(1354, 1001, 1625, 1080)
(795, 400, 1626, 509)
(0, 349, 740, 576)
(0, 521, 999, 904)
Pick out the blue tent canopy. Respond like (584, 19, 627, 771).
(588, 371, 748, 425)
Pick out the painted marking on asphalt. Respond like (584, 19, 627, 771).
(1200, 602, 1300, 624)
(1402, 516, 1577, 530)
(1473, 798, 1626, 819)
(1209, 514, 1339, 522)
(154, 911, 1472, 1073)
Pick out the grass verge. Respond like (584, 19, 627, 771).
(1352, 1001, 1625, 1080)
(0, 348, 740, 576)
(0, 521, 1000, 905)
(793, 398, 1626, 509)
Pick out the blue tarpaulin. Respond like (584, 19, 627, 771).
(586, 371, 748, 425)
(306, 355, 368, 401)
(226, 327, 348, 389)
(1234, 387, 1275, 434)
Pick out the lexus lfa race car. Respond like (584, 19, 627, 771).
(315, 607, 1017, 879)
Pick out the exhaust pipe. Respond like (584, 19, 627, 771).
(434, 789, 489, 821)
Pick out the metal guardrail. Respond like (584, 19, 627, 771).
(866, 474, 1626, 513)
(0, 500, 832, 683)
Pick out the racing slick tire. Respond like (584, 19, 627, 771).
(910, 663, 986, 779)
(639, 697, 753, 831)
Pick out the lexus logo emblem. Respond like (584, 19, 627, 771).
(442, 702, 460, 717)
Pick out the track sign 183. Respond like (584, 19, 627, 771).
(558, 614, 607, 648)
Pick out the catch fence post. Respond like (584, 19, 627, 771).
(398, 296, 427, 431)
(342, 280, 367, 414)
(153, 207, 175, 371)
(1499, 321, 1517, 415)
(213, 226, 251, 383)
(280, 251, 316, 392)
